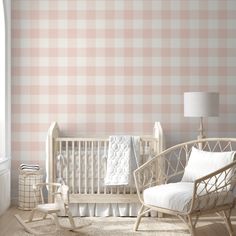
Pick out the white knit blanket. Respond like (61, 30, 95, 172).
(104, 136, 140, 186)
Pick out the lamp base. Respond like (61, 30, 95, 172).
(198, 117, 205, 140)
(197, 134, 206, 140)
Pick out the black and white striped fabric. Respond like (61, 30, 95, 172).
(20, 164, 40, 171)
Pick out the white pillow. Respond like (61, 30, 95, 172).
(181, 147, 235, 184)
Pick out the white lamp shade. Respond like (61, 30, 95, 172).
(184, 92, 219, 117)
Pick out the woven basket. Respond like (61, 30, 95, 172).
(18, 170, 43, 210)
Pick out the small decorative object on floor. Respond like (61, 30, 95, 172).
(15, 182, 82, 235)
(18, 165, 43, 210)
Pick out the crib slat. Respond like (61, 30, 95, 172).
(72, 141, 75, 193)
(91, 141, 94, 194)
(85, 141, 88, 194)
(66, 141, 69, 186)
(97, 141, 100, 194)
(123, 186, 126, 194)
(59, 141, 62, 184)
(104, 141, 108, 194)
(129, 186, 133, 194)
(142, 141, 146, 165)
(59, 141, 62, 154)
(78, 141, 81, 194)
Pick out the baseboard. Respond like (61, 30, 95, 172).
(0, 169, 11, 215)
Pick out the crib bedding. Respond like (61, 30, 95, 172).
(46, 121, 164, 216)
(56, 147, 152, 193)
(69, 202, 158, 217)
(56, 143, 153, 184)
(70, 203, 138, 217)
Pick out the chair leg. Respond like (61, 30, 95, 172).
(50, 213, 61, 230)
(187, 215, 196, 236)
(179, 215, 197, 236)
(27, 208, 36, 222)
(134, 205, 145, 231)
(221, 209, 234, 236)
(66, 208, 76, 229)
(134, 205, 152, 231)
(42, 213, 47, 219)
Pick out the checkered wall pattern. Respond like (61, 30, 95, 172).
(11, 0, 236, 199)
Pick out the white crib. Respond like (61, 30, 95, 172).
(46, 122, 164, 216)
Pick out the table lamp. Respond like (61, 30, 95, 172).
(184, 92, 219, 139)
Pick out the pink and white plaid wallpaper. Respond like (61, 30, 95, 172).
(11, 0, 236, 199)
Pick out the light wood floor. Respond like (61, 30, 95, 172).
(1, 206, 236, 236)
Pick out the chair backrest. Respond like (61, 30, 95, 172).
(155, 138, 236, 184)
(57, 184, 69, 204)
(182, 146, 235, 184)
(33, 183, 69, 206)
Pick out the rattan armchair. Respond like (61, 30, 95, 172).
(134, 138, 236, 236)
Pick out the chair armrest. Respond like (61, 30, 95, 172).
(52, 192, 62, 197)
(188, 161, 236, 213)
(34, 183, 62, 189)
(134, 155, 160, 203)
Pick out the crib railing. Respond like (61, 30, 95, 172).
(56, 138, 109, 195)
(56, 138, 158, 199)
(47, 122, 164, 204)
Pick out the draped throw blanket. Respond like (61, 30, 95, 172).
(104, 136, 140, 186)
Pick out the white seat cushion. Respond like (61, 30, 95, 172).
(143, 182, 234, 213)
(143, 182, 194, 212)
(37, 203, 61, 213)
(182, 147, 235, 184)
